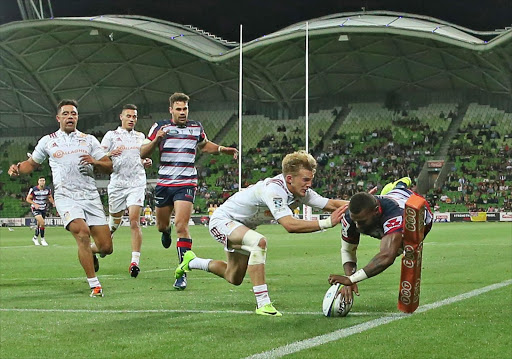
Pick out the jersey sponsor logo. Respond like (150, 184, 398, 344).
(384, 216, 403, 231)
(52, 148, 88, 158)
(273, 197, 283, 208)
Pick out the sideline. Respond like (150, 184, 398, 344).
(245, 279, 512, 359)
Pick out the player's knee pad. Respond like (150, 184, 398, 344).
(109, 215, 123, 232)
(240, 230, 267, 265)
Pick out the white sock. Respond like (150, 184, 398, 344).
(87, 277, 101, 288)
(253, 284, 271, 308)
(188, 257, 212, 272)
(131, 251, 141, 265)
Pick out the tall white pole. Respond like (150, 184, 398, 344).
(238, 24, 243, 191)
(303, 21, 312, 221)
(305, 21, 309, 154)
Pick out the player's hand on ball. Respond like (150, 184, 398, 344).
(337, 282, 359, 303)
(328, 274, 353, 287)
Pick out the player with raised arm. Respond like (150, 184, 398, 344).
(175, 150, 348, 316)
(328, 178, 432, 304)
(26, 176, 55, 246)
(8, 99, 113, 297)
(140, 92, 238, 290)
(101, 104, 152, 278)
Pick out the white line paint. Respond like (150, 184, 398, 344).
(245, 279, 512, 359)
(0, 307, 394, 317)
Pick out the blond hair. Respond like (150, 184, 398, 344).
(282, 150, 317, 176)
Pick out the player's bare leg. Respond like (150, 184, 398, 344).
(207, 251, 249, 285)
(68, 219, 103, 296)
(90, 225, 113, 256)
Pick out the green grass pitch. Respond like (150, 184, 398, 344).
(1, 222, 511, 358)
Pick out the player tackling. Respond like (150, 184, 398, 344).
(175, 150, 348, 316)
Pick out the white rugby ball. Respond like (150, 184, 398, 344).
(322, 283, 353, 317)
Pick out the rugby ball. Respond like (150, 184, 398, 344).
(322, 283, 353, 317)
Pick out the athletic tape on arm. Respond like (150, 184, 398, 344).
(341, 240, 358, 265)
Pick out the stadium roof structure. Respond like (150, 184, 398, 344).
(0, 10, 511, 133)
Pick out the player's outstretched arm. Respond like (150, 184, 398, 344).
(278, 205, 347, 233)
(8, 158, 39, 177)
(199, 140, 238, 159)
(329, 232, 402, 286)
(323, 199, 349, 212)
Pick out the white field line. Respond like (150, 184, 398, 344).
(0, 307, 394, 316)
(244, 279, 512, 359)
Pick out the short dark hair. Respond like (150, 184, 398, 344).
(122, 104, 137, 111)
(57, 99, 78, 114)
(349, 192, 378, 215)
(38, 176, 45, 180)
(169, 92, 190, 107)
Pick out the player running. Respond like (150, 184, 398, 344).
(26, 176, 55, 246)
(175, 150, 348, 316)
(8, 99, 113, 297)
(101, 104, 152, 278)
(328, 178, 433, 303)
(140, 92, 238, 290)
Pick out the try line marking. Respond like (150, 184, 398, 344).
(244, 279, 512, 359)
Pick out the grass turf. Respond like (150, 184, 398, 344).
(0, 222, 511, 358)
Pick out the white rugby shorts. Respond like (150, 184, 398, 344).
(55, 195, 107, 228)
(108, 185, 145, 213)
(208, 215, 249, 255)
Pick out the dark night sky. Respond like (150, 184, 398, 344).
(1, 0, 511, 42)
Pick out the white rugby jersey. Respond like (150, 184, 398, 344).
(147, 119, 206, 187)
(101, 127, 146, 188)
(31, 129, 106, 198)
(213, 173, 329, 229)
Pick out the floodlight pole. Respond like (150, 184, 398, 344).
(238, 24, 243, 191)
